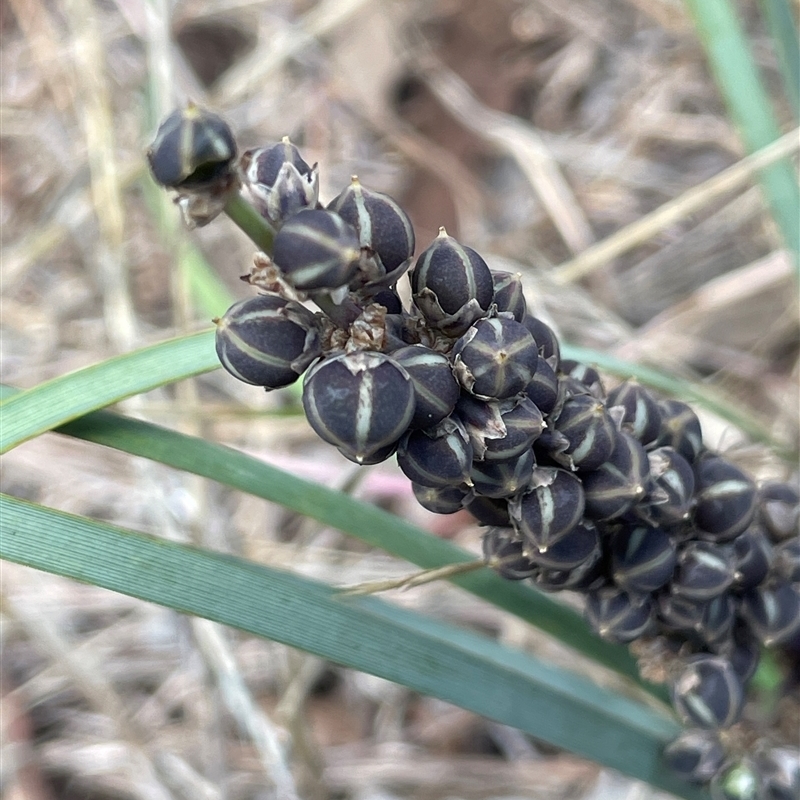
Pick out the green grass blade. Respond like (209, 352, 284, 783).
(0, 383, 656, 695)
(683, 0, 800, 269)
(759, 0, 800, 118)
(0, 330, 218, 453)
(0, 494, 708, 798)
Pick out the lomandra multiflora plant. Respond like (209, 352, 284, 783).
(148, 104, 800, 800)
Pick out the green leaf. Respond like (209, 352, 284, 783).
(0, 383, 657, 696)
(0, 494, 708, 799)
(683, 0, 800, 270)
(0, 330, 218, 453)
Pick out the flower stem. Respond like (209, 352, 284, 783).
(223, 193, 277, 254)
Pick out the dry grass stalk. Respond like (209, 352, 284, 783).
(553, 127, 800, 283)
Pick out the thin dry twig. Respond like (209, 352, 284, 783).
(412, 49, 596, 255)
(553, 127, 800, 283)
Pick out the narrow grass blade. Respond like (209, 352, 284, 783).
(683, 0, 800, 268)
(759, 0, 800, 119)
(0, 330, 218, 453)
(0, 384, 657, 695)
(560, 344, 797, 462)
(0, 495, 708, 799)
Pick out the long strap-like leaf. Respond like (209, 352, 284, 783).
(0, 494, 707, 799)
(0, 383, 657, 694)
(0, 329, 218, 453)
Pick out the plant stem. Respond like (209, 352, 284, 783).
(223, 193, 277, 254)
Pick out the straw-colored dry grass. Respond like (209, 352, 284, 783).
(1, 0, 797, 798)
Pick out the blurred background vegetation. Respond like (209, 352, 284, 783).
(1, 0, 797, 798)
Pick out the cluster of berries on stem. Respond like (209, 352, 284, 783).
(148, 105, 799, 799)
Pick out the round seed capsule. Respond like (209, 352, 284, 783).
(464, 495, 511, 527)
(671, 655, 744, 729)
(697, 593, 737, 647)
(410, 228, 494, 336)
(657, 590, 709, 636)
(397, 417, 473, 489)
(346, 440, 399, 465)
(455, 394, 544, 462)
(558, 360, 604, 399)
(215, 294, 321, 389)
(240, 138, 319, 226)
(712, 625, 761, 684)
(756, 747, 800, 800)
(147, 104, 236, 190)
(328, 177, 415, 288)
(771, 537, 800, 583)
(491, 271, 527, 322)
(656, 399, 704, 463)
(610, 524, 676, 594)
(533, 549, 606, 593)
(740, 582, 800, 647)
(671, 541, 736, 601)
(526, 519, 601, 571)
(452, 317, 539, 400)
(412, 482, 469, 515)
(693, 454, 757, 542)
(546, 394, 618, 472)
(524, 354, 560, 416)
(710, 760, 763, 800)
(582, 431, 649, 521)
(757, 482, 800, 543)
(470, 447, 536, 499)
(273, 209, 361, 291)
(521, 315, 561, 365)
(584, 587, 655, 643)
(606, 380, 662, 446)
(510, 467, 585, 551)
(664, 729, 726, 783)
(302, 351, 414, 463)
(391, 345, 460, 429)
(732, 527, 774, 590)
(482, 527, 538, 580)
(639, 446, 695, 526)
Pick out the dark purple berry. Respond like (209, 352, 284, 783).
(328, 177, 415, 288)
(273, 209, 361, 291)
(302, 351, 414, 463)
(610, 524, 676, 594)
(241, 138, 318, 226)
(693, 454, 757, 542)
(410, 229, 494, 336)
(491, 271, 527, 322)
(606, 380, 662, 446)
(412, 482, 469, 514)
(215, 293, 321, 389)
(509, 467, 585, 551)
(397, 417, 473, 489)
(392, 345, 460, 429)
(585, 587, 654, 643)
(582, 432, 649, 521)
(147, 104, 236, 190)
(452, 317, 539, 400)
(456, 394, 544, 462)
(656, 399, 703, 463)
(482, 528, 538, 580)
(671, 655, 744, 729)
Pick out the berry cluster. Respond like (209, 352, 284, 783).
(148, 106, 799, 798)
